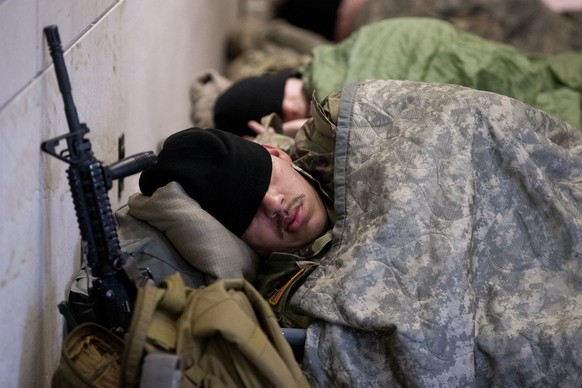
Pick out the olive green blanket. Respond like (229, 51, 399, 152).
(302, 18, 582, 129)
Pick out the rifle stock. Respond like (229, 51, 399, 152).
(42, 25, 156, 334)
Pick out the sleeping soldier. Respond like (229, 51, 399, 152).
(213, 18, 582, 140)
(140, 79, 582, 386)
(139, 112, 338, 328)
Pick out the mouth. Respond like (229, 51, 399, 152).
(283, 203, 303, 233)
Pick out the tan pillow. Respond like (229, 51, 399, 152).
(189, 68, 232, 128)
(127, 181, 260, 283)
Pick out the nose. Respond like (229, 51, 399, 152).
(261, 190, 284, 218)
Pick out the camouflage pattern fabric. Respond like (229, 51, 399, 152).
(292, 80, 582, 386)
(352, 0, 582, 54)
(226, 19, 327, 81)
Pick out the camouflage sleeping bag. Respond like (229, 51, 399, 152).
(291, 80, 582, 386)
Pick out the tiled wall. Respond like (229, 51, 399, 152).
(0, 0, 239, 386)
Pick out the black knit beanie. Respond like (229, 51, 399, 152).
(139, 127, 272, 236)
(213, 70, 292, 137)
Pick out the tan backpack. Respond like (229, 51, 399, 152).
(121, 273, 310, 387)
(51, 322, 124, 388)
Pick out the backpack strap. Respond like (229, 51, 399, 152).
(122, 274, 309, 388)
(120, 273, 186, 387)
(179, 279, 310, 388)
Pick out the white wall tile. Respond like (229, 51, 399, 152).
(0, 0, 37, 110)
(0, 0, 118, 110)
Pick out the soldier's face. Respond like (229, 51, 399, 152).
(242, 145, 328, 256)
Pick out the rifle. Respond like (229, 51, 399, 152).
(41, 25, 156, 335)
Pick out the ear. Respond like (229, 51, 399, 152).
(261, 144, 292, 162)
